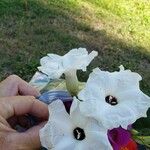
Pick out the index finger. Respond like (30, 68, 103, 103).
(0, 96, 49, 120)
(0, 75, 40, 97)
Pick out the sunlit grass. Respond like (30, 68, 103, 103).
(74, 0, 150, 50)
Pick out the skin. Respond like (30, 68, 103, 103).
(0, 75, 49, 150)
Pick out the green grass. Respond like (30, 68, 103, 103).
(0, 0, 150, 132)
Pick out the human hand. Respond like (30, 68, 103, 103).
(0, 96, 48, 150)
(0, 75, 40, 97)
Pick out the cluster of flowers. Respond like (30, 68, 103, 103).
(38, 48, 150, 150)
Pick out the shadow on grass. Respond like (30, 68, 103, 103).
(0, 0, 149, 131)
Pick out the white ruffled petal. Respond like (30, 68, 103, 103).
(38, 48, 98, 79)
(119, 65, 125, 71)
(79, 80, 106, 101)
(82, 119, 112, 150)
(82, 50, 98, 71)
(74, 142, 89, 150)
(65, 48, 88, 57)
(84, 117, 106, 133)
(85, 132, 113, 150)
(118, 89, 150, 118)
(40, 54, 62, 65)
(79, 95, 105, 120)
(112, 69, 142, 92)
(137, 92, 150, 117)
(70, 97, 89, 128)
(80, 86, 150, 129)
(40, 100, 73, 149)
(53, 136, 76, 150)
(40, 56, 51, 66)
(79, 87, 139, 129)
(75, 141, 99, 150)
(78, 83, 107, 119)
(78, 66, 149, 129)
(89, 66, 142, 93)
(73, 118, 112, 150)
(101, 104, 137, 129)
(63, 48, 98, 72)
(38, 66, 63, 79)
(40, 123, 53, 149)
(47, 54, 62, 60)
(48, 100, 73, 130)
(38, 55, 64, 78)
(88, 68, 117, 94)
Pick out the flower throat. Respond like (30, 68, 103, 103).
(73, 127, 86, 140)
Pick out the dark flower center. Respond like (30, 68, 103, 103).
(105, 95, 118, 106)
(73, 127, 86, 140)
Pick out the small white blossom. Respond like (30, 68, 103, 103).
(38, 48, 98, 79)
(78, 66, 150, 129)
(40, 99, 112, 150)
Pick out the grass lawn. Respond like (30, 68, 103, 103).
(0, 0, 150, 133)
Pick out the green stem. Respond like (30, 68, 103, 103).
(65, 70, 79, 96)
(133, 136, 150, 148)
(130, 129, 139, 135)
(130, 129, 150, 148)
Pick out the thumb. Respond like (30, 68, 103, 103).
(8, 122, 47, 150)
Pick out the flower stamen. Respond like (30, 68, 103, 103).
(105, 95, 118, 106)
(73, 127, 86, 140)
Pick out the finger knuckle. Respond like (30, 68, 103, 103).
(0, 133, 10, 149)
(26, 96, 36, 104)
(1, 134, 27, 150)
(0, 133, 6, 144)
(7, 75, 20, 82)
(28, 96, 36, 100)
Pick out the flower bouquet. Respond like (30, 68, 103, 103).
(30, 48, 150, 150)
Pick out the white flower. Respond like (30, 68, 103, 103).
(40, 99, 112, 150)
(38, 48, 98, 79)
(38, 48, 98, 95)
(78, 66, 150, 129)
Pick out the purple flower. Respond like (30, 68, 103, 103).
(108, 127, 131, 150)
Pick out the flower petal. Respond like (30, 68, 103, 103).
(70, 98, 112, 150)
(137, 92, 150, 117)
(48, 100, 73, 131)
(78, 66, 149, 129)
(87, 68, 117, 94)
(53, 136, 76, 150)
(118, 89, 150, 118)
(101, 103, 137, 129)
(38, 65, 63, 79)
(74, 119, 113, 150)
(87, 67, 142, 94)
(85, 131, 113, 150)
(108, 127, 131, 150)
(40, 100, 73, 149)
(70, 97, 89, 128)
(40, 123, 53, 149)
(63, 48, 98, 72)
(112, 67, 142, 92)
(39, 55, 63, 77)
(38, 48, 98, 79)
(41, 54, 62, 66)
(38, 55, 64, 79)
